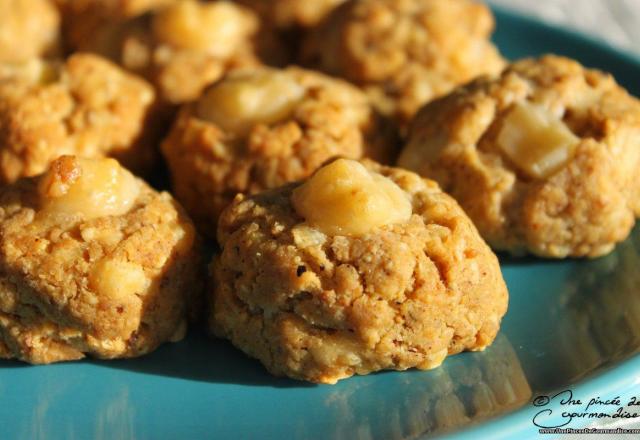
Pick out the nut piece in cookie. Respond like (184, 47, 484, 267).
(0, 0, 61, 63)
(301, 0, 505, 128)
(161, 66, 398, 238)
(60, 0, 272, 104)
(0, 53, 158, 183)
(399, 55, 640, 258)
(210, 159, 508, 384)
(0, 156, 202, 364)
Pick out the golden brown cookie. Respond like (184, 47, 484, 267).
(60, 0, 272, 104)
(0, 156, 202, 364)
(0, 53, 158, 184)
(399, 55, 640, 258)
(210, 158, 508, 384)
(161, 66, 399, 238)
(0, 0, 61, 64)
(301, 0, 505, 128)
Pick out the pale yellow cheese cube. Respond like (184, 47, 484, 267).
(497, 101, 579, 179)
(291, 159, 412, 236)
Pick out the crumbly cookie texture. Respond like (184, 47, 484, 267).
(301, 0, 505, 127)
(0, 0, 61, 63)
(0, 156, 202, 364)
(399, 55, 640, 258)
(161, 66, 398, 238)
(210, 159, 508, 384)
(60, 0, 271, 104)
(0, 53, 158, 184)
(237, 0, 346, 29)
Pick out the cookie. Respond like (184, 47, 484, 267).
(0, 0, 60, 64)
(399, 55, 640, 258)
(161, 66, 399, 238)
(0, 156, 202, 364)
(60, 0, 270, 104)
(210, 158, 508, 383)
(0, 53, 158, 183)
(301, 0, 505, 127)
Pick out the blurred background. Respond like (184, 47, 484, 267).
(489, 0, 640, 55)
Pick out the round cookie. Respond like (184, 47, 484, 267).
(301, 0, 505, 127)
(60, 0, 273, 104)
(0, 53, 158, 183)
(161, 66, 399, 238)
(209, 158, 508, 384)
(0, 0, 61, 64)
(399, 55, 640, 258)
(0, 155, 202, 364)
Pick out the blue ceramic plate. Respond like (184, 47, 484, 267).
(3, 6, 640, 440)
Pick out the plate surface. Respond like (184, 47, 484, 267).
(3, 7, 640, 440)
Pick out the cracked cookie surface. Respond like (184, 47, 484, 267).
(209, 160, 508, 384)
(400, 55, 640, 258)
(0, 156, 201, 364)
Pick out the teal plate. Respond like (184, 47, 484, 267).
(3, 6, 640, 440)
